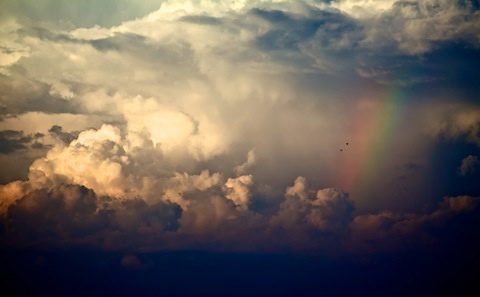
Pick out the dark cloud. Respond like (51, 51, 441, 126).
(0, 74, 77, 115)
(252, 8, 360, 51)
(350, 195, 480, 253)
(121, 254, 144, 270)
(30, 141, 48, 150)
(48, 125, 78, 144)
(1, 184, 182, 249)
(1, 174, 477, 254)
(459, 154, 479, 176)
(0, 130, 33, 154)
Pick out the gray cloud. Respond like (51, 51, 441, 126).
(0, 74, 76, 116)
(48, 125, 78, 144)
(1, 184, 182, 249)
(350, 195, 480, 253)
(1, 173, 478, 253)
(0, 130, 31, 154)
(0, 129, 46, 154)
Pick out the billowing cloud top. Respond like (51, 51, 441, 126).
(0, 0, 480, 253)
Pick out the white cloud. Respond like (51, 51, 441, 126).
(331, 0, 397, 18)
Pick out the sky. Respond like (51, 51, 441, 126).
(1, 0, 480, 295)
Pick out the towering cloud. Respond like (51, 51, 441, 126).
(0, 0, 479, 254)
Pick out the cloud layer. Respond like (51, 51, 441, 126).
(1, 0, 480, 253)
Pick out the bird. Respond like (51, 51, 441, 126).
(340, 148, 343, 152)
(345, 142, 349, 146)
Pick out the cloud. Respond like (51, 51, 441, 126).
(224, 175, 254, 209)
(48, 125, 79, 144)
(0, 181, 30, 216)
(335, 0, 480, 54)
(28, 124, 136, 197)
(1, 156, 478, 253)
(121, 254, 143, 270)
(234, 149, 256, 176)
(1, 183, 182, 249)
(2, 184, 107, 247)
(0, 130, 33, 154)
(459, 155, 479, 176)
(428, 104, 480, 146)
(350, 195, 480, 253)
(0, 0, 479, 254)
(272, 177, 354, 235)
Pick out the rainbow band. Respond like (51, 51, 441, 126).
(337, 88, 406, 197)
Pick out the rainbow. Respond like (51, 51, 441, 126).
(336, 87, 406, 198)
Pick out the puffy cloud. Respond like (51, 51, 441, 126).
(428, 104, 480, 146)
(0, 181, 30, 216)
(0, 158, 479, 253)
(2, 184, 106, 247)
(1, 183, 182, 249)
(163, 170, 222, 208)
(272, 176, 354, 234)
(224, 175, 254, 209)
(0, 0, 479, 254)
(28, 124, 135, 197)
(234, 149, 256, 176)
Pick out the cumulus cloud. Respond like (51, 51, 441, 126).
(271, 177, 354, 235)
(1, 183, 182, 249)
(0, 181, 30, 216)
(224, 175, 254, 209)
(0, 0, 479, 254)
(1, 141, 478, 253)
(428, 105, 480, 146)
